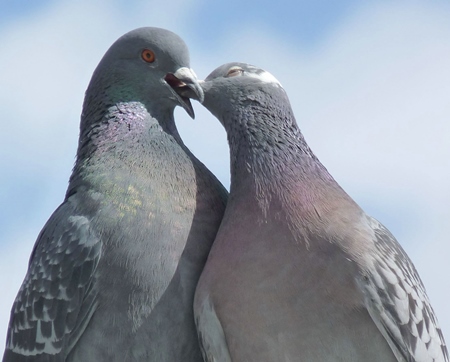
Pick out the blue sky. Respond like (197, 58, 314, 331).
(1, 0, 450, 353)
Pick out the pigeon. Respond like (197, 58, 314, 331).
(190, 63, 448, 361)
(3, 27, 227, 361)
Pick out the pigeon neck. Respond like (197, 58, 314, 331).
(225, 98, 338, 221)
(222, 91, 356, 244)
(227, 101, 317, 187)
(78, 68, 185, 147)
(67, 100, 185, 198)
(77, 98, 184, 155)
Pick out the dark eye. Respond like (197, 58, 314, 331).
(227, 67, 243, 77)
(141, 49, 156, 63)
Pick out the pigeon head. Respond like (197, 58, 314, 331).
(194, 63, 306, 156)
(83, 27, 203, 123)
(200, 62, 285, 120)
(193, 62, 297, 138)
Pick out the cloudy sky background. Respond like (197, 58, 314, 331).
(0, 0, 449, 352)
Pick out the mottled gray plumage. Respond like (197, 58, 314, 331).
(3, 28, 227, 361)
(192, 63, 447, 362)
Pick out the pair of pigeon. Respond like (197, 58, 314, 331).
(3, 27, 447, 361)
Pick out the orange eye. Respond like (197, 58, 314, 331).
(141, 49, 155, 63)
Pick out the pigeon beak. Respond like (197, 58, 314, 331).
(165, 67, 204, 119)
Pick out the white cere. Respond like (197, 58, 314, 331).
(246, 65, 283, 88)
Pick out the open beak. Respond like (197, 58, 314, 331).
(165, 67, 204, 119)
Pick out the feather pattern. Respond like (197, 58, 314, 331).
(360, 217, 448, 362)
(5, 207, 101, 360)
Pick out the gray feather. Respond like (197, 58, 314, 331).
(359, 217, 448, 362)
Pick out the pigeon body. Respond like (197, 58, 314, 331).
(193, 63, 448, 362)
(3, 28, 227, 361)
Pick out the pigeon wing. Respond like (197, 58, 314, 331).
(359, 217, 448, 362)
(3, 202, 101, 361)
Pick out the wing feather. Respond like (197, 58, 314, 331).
(3, 202, 101, 361)
(359, 217, 448, 362)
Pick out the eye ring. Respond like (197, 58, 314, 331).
(226, 67, 243, 77)
(141, 49, 156, 63)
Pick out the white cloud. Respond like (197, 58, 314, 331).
(1, 0, 449, 354)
